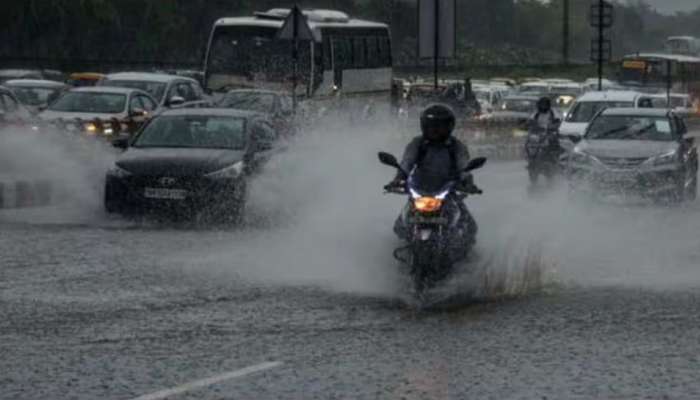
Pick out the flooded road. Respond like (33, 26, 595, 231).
(3, 147, 700, 398)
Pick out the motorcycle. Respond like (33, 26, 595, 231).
(525, 122, 562, 185)
(378, 152, 487, 294)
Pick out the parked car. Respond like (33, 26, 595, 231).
(104, 108, 283, 220)
(0, 85, 36, 130)
(4, 79, 69, 114)
(66, 72, 105, 87)
(38, 87, 157, 137)
(567, 108, 697, 202)
(99, 72, 207, 109)
(217, 89, 296, 138)
(0, 69, 44, 84)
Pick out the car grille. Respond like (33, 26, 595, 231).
(597, 156, 649, 169)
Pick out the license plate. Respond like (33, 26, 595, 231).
(144, 187, 187, 200)
(407, 216, 448, 225)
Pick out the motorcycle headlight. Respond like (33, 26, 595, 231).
(108, 165, 132, 178)
(648, 151, 678, 166)
(413, 197, 443, 213)
(205, 161, 244, 179)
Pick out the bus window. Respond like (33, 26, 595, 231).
(353, 37, 366, 68)
(323, 38, 333, 70)
(333, 37, 352, 69)
(378, 36, 392, 67)
(366, 37, 379, 68)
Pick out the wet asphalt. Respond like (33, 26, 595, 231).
(2, 161, 700, 400)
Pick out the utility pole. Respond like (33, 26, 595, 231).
(562, 0, 570, 65)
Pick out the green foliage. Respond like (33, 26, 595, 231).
(1, 0, 699, 71)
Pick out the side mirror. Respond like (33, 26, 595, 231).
(112, 137, 129, 149)
(129, 108, 146, 118)
(566, 134, 582, 144)
(167, 96, 186, 108)
(255, 140, 274, 152)
(378, 151, 401, 169)
(464, 157, 487, 172)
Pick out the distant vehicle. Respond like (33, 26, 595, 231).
(567, 108, 697, 203)
(473, 85, 506, 115)
(98, 72, 207, 109)
(584, 78, 617, 91)
(490, 95, 538, 122)
(38, 87, 157, 137)
(619, 53, 700, 101)
(66, 72, 105, 87)
(203, 8, 392, 102)
(518, 81, 550, 96)
(640, 93, 695, 117)
(665, 36, 700, 57)
(217, 89, 296, 138)
(0, 69, 44, 84)
(105, 108, 283, 220)
(3, 79, 69, 113)
(0, 85, 35, 130)
(559, 91, 644, 140)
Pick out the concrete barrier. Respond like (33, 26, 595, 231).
(0, 179, 52, 209)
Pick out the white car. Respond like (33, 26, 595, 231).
(559, 91, 646, 151)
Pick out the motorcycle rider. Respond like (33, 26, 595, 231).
(387, 103, 480, 244)
(529, 96, 561, 131)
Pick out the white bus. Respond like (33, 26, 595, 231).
(665, 36, 700, 57)
(203, 8, 392, 101)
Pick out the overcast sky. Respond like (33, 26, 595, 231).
(626, 0, 699, 15)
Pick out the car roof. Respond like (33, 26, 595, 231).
(575, 90, 641, 102)
(157, 107, 264, 119)
(71, 86, 147, 95)
(601, 107, 670, 117)
(103, 72, 194, 84)
(4, 79, 67, 88)
(503, 95, 539, 101)
(225, 89, 287, 96)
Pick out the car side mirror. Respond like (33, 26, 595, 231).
(167, 96, 186, 108)
(129, 108, 147, 118)
(255, 140, 274, 152)
(112, 137, 129, 150)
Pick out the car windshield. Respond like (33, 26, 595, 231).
(11, 87, 63, 106)
(133, 115, 247, 150)
(501, 99, 535, 112)
(219, 92, 275, 113)
(48, 92, 126, 114)
(566, 101, 634, 123)
(586, 115, 675, 141)
(102, 80, 166, 102)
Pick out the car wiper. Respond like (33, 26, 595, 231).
(593, 125, 630, 139)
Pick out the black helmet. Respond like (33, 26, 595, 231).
(537, 97, 552, 113)
(420, 103, 455, 142)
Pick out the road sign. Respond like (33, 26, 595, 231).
(590, 0, 614, 28)
(418, 0, 456, 60)
(590, 38, 612, 63)
(277, 5, 314, 41)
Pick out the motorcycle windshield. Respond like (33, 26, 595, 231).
(408, 172, 454, 197)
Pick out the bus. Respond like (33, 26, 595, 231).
(619, 53, 700, 103)
(203, 8, 392, 101)
(665, 36, 700, 57)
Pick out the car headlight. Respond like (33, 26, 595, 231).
(205, 161, 244, 179)
(108, 165, 132, 178)
(85, 122, 98, 135)
(647, 150, 678, 166)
